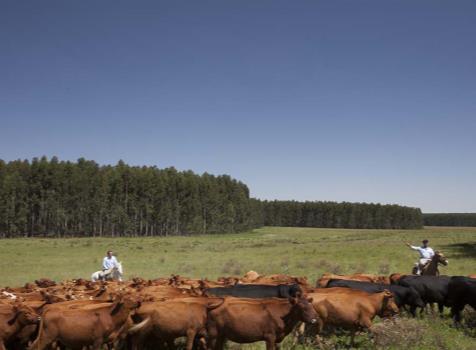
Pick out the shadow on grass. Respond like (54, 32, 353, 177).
(442, 242, 476, 259)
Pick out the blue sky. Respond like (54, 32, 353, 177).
(1, 1, 475, 212)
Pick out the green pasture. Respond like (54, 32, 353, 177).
(1, 226, 475, 349)
(1, 226, 474, 286)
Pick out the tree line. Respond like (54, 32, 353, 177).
(0, 157, 422, 237)
(423, 213, 476, 227)
(262, 200, 422, 229)
(0, 157, 261, 237)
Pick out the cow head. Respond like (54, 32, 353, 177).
(289, 295, 318, 324)
(380, 290, 399, 317)
(408, 287, 425, 309)
(389, 273, 404, 285)
(289, 284, 303, 297)
(8, 304, 40, 326)
(377, 276, 391, 284)
(110, 294, 142, 316)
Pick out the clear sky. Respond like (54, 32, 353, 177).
(1, 1, 475, 213)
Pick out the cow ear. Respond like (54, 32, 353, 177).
(7, 310, 19, 325)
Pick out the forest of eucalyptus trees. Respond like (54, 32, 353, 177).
(0, 157, 422, 237)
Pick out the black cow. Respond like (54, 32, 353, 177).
(447, 276, 476, 324)
(204, 283, 302, 298)
(326, 279, 425, 316)
(397, 275, 451, 315)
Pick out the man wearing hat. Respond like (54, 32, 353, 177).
(406, 240, 435, 275)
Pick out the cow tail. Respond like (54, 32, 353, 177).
(128, 317, 151, 335)
(30, 315, 45, 350)
(207, 298, 224, 310)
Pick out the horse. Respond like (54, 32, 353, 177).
(91, 262, 123, 282)
(412, 251, 448, 276)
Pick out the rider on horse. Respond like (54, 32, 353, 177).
(102, 250, 119, 280)
(406, 239, 434, 275)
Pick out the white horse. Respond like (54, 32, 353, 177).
(91, 262, 123, 282)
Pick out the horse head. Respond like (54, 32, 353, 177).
(112, 262, 124, 281)
(434, 251, 448, 266)
(116, 262, 123, 275)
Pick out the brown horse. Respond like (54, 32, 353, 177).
(413, 251, 448, 276)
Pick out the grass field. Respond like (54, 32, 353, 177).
(1, 226, 475, 349)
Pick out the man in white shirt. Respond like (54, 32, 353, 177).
(102, 250, 119, 279)
(406, 240, 435, 275)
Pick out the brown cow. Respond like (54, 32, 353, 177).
(7, 301, 49, 350)
(206, 296, 318, 350)
(136, 285, 195, 300)
(34, 279, 56, 288)
(0, 302, 39, 350)
(1, 291, 44, 302)
(306, 288, 398, 346)
(129, 297, 224, 350)
(241, 273, 311, 289)
(316, 273, 390, 287)
(31, 295, 141, 350)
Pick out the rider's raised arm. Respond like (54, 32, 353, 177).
(409, 245, 420, 251)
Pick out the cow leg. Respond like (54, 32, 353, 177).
(264, 340, 274, 350)
(194, 335, 207, 350)
(264, 335, 276, 350)
(166, 339, 175, 350)
(212, 337, 225, 350)
(206, 323, 219, 350)
(438, 303, 444, 316)
(31, 331, 56, 350)
(0, 341, 6, 350)
(429, 303, 435, 315)
(349, 332, 356, 348)
(451, 306, 463, 326)
(206, 336, 216, 350)
(130, 334, 144, 350)
(315, 335, 324, 349)
(91, 338, 103, 350)
(185, 329, 197, 350)
(419, 305, 426, 317)
(291, 322, 304, 345)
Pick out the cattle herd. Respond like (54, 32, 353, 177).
(1, 271, 475, 350)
